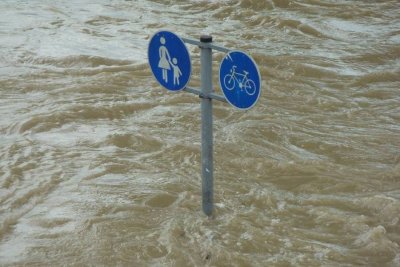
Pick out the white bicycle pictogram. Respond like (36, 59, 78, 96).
(223, 65, 256, 96)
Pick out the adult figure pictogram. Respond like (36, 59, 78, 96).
(158, 37, 171, 83)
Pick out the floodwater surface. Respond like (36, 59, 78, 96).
(1, 0, 400, 266)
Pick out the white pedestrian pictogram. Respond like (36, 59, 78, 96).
(171, 58, 182, 85)
(158, 37, 171, 83)
(157, 37, 182, 85)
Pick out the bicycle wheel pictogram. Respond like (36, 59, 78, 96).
(244, 79, 256, 96)
(223, 74, 235, 91)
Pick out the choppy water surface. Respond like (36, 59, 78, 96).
(1, 0, 399, 266)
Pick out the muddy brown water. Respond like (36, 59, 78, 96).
(1, 0, 399, 266)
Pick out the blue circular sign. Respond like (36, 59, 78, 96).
(219, 51, 261, 110)
(148, 31, 191, 91)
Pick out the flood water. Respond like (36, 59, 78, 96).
(1, 0, 400, 266)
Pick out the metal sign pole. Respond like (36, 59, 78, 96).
(148, 31, 261, 217)
(200, 35, 213, 216)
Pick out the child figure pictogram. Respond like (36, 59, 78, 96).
(170, 58, 182, 86)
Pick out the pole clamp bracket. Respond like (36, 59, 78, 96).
(199, 93, 212, 100)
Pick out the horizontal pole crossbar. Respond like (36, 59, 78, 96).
(182, 37, 231, 54)
(184, 86, 227, 103)
(181, 37, 228, 104)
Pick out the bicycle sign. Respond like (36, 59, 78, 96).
(219, 51, 261, 110)
(223, 65, 257, 96)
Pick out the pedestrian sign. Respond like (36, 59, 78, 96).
(148, 30, 192, 91)
(219, 51, 261, 110)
